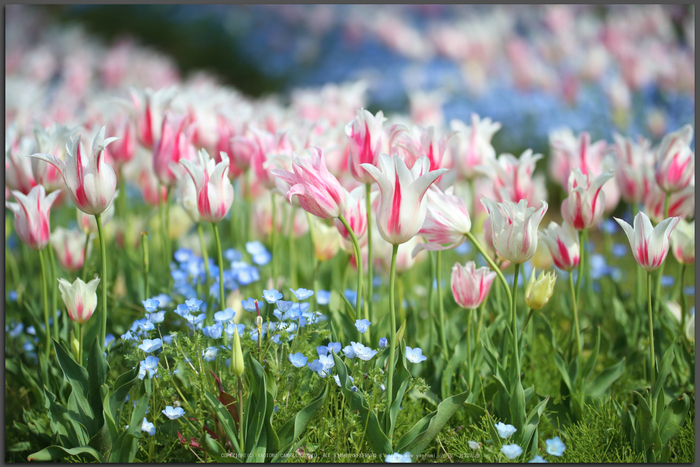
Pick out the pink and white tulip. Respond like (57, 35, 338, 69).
(345, 108, 386, 184)
(30, 127, 118, 216)
(478, 149, 543, 206)
(77, 199, 115, 234)
(614, 211, 679, 272)
(57, 277, 100, 324)
(671, 219, 694, 265)
(539, 221, 580, 271)
(644, 183, 694, 224)
(271, 147, 346, 220)
(128, 86, 177, 148)
(451, 261, 497, 310)
(174, 166, 202, 224)
(654, 124, 694, 194)
(412, 185, 471, 257)
(481, 198, 548, 264)
(51, 227, 91, 272)
(6, 185, 61, 250)
(5, 135, 38, 195)
(361, 154, 448, 245)
(394, 125, 455, 172)
(32, 122, 79, 192)
(180, 149, 234, 224)
(561, 168, 614, 231)
(612, 133, 654, 204)
(153, 113, 197, 187)
(103, 115, 136, 169)
(250, 127, 295, 190)
(334, 186, 368, 246)
(548, 129, 607, 187)
(449, 114, 501, 181)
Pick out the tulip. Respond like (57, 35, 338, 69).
(214, 115, 244, 179)
(548, 130, 607, 188)
(644, 183, 694, 224)
(51, 227, 92, 272)
(614, 211, 679, 273)
(30, 127, 119, 216)
(127, 86, 177, 148)
(6, 185, 61, 251)
(481, 198, 548, 265)
(174, 167, 202, 224)
(180, 149, 235, 224)
(671, 219, 694, 265)
(394, 125, 455, 172)
(104, 115, 136, 169)
(524, 270, 556, 310)
(539, 221, 580, 272)
(5, 135, 38, 195)
(32, 122, 79, 192)
(77, 199, 115, 234)
(231, 325, 244, 377)
(561, 168, 614, 231)
(313, 220, 342, 262)
(250, 127, 295, 190)
(361, 153, 448, 245)
(612, 133, 654, 205)
(449, 113, 501, 181)
(655, 124, 694, 194)
(345, 108, 386, 184)
(451, 261, 496, 310)
(59, 276, 100, 363)
(412, 185, 471, 257)
(334, 186, 368, 247)
(153, 113, 197, 187)
(272, 147, 346, 220)
(477, 149, 544, 207)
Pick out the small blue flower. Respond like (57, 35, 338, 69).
(163, 335, 174, 345)
(600, 218, 619, 235)
(185, 298, 204, 312)
(146, 311, 165, 324)
(153, 293, 171, 307)
(318, 354, 335, 370)
(288, 352, 308, 368)
(277, 300, 293, 312)
(224, 248, 242, 262)
(685, 286, 695, 295)
(290, 288, 314, 300)
(333, 374, 342, 387)
(379, 337, 388, 349)
(317, 290, 331, 305)
(141, 418, 156, 436)
(121, 331, 138, 342)
(174, 304, 190, 317)
(611, 243, 628, 257)
(26, 325, 36, 335)
(327, 342, 341, 354)
(214, 308, 235, 323)
(262, 289, 283, 304)
(495, 422, 517, 439)
(8, 290, 18, 302)
(203, 324, 224, 339)
(8, 322, 24, 338)
(138, 356, 159, 380)
(351, 386, 358, 392)
(174, 248, 193, 263)
(241, 298, 258, 312)
(343, 345, 356, 359)
(661, 275, 675, 287)
(405, 346, 427, 363)
(385, 452, 412, 463)
(138, 338, 163, 353)
(135, 319, 155, 332)
(529, 455, 548, 463)
(316, 346, 330, 357)
(252, 251, 272, 266)
(225, 323, 245, 337)
(142, 298, 160, 312)
(246, 241, 267, 256)
(307, 359, 327, 377)
(202, 347, 218, 362)
(162, 406, 185, 420)
(355, 319, 371, 333)
(545, 436, 566, 456)
(501, 444, 523, 459)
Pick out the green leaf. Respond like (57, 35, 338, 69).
(387, 344, 411, 437)
(274, 383, 328, 457)
(43, 385, 88, 448)
(108, 379, 151, 463)
(633, 391, 662, 459)
(518, 396, 549, 452)
(245, 356, 268, 454)
(201, 432, 241, 463)
(584, 359, 625, 399)
(651, 345, 675, 402)
(27, 445, 104, 462)
(581, 327, 601, 380)
(204, 390, 242, 455)
(87, 337, 109, 437)
(553, 351, 573, 392)
(394, 390, 469, 456)
(263, 390, 279, 454)
(509, 380, 526, 431)
(657, 393, 690, 445)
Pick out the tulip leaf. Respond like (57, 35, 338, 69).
(657, 393, 690, 445)
(581, 327, 601, 381)
(509, 379, 526, 431)
(518, 395, 549, 452)
(200, 432, 240, 463)
(584, 358, 625, 399)
(204, 390, 242, 455)
(43, 385, 88, 448)
(651, 344, 675, 402)
(263, 390, 279, 454)
(553, 351, 573, 393)
(244, 355, 268, 454)
(394, 390, 468, 456)
(108, 379, 151, 463)
(27, 445, 105, 463)
(87, 337, 109, 437)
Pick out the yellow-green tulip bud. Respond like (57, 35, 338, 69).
(231, 328, 244, 377)
(524, 269, 556, 310)
(71, 335, 80, 361)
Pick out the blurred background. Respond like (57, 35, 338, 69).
(6, 4, 695, 157)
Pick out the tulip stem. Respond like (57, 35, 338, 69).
(47, 245, 59, 342)
(465, 231, 513, 311)
(466, 308, 473, 382)
(518, 307, 535, 346)
(141, 231, 150, 299)
(238, 375, 244, 455)
(436, 251, 448, 355)
(386, 243, 399, 437)
(212, 223, 225, 314)
(647, 272, 655, 388)
(365, 183, 374, 330)
(304, 212, 318, 309)
(38, 248, 50, 360)
(569, 273, 582, 357)
(95, 213, 108, 352)
(338, 214, 368, 343)
(575, 230, 585, 309)
(78, 322, 84, 365)
(287, 206, 298, 290)
(511, 263, 521, 377)
(679, 264, 687, 338)
(196, 223, 210, 284)
(79, 233, 90, 279)
(271, 192, 278, 282)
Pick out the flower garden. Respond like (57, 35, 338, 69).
(4, 4, 695, 464)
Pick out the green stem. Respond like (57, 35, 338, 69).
(212, 223, 225, 314)
(647, 272, 655, 388)
(436, 251, 448, 355)
(304, 212, 318, 309)
(466, 308, 473, 379)
(338, 214, 367, 342)
(511, 262, 521, 378)
(141, 231, 150, 299)
(197, 223, 210, 284)
(95, 214, 108, 352)
(78, 322, 84, 366)
(679, 264, 687, 338)
(386, 243, 399, 437)
(518, 307, 534, 346)
(287, 206, 297, 290)
(38, 248, 50, 360)
(465, 231, 513, 308)
(365, 183, 374, 329)
(654, 193, 671, 312)
(79, 233, 90, 279)
(238, 376, 244, 455)
(47, 245, 59, 342)
(271, 192, 277, 281)
(575, 230, 585, 309)
(569, 273, 582, 356)
(475, 301, 485, 350)
(164, 186, 172, 264)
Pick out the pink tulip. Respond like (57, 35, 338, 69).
(271, 147, 345, 220)
(394, 125, 455, 171)
(104, 115, 136, 169)
(6, 185, 61, 250)
(478, 149, 543, 206)
(153, 113, 197, 187)
(614, 211, 679, 272)
(57, 277, 100, 324)
(128, 86, 177, 148)
(644, 183, 694, 224)
(334, 186, 368, 246)
(250, 127, 295, 190)
(539, 221, 580, 271)
(361, 154, 448, 245)
(612, 133, 654, 204)
(32, 122, 79, 192)
(481, 198, 548, 264)
(412, 185, 471, 257)
(561, 168, 614, 231)
(345, 108, 386, 184)
(5, 134, 38, 195)
(180, 149, 234, 224)
(51, 226, 91, 272)
(30, 127, 119, 216)
(671, 219, 694, 265)
(214, 115, 244, 179)
(654, 124, 694, 193)
(451, 261, 497, 310)
(548, 129, 607, 188)
(449, 114, 501, 181)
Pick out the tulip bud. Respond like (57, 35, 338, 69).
(524, 269, 556, 310)
(58, 277, 101, 324)
(71, 333, 80, 361)
(231, 328, 244, 377)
